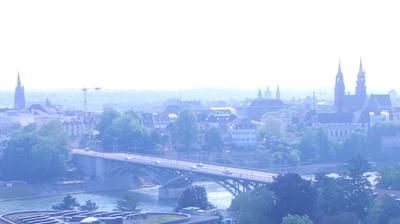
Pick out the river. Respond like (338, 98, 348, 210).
(0, 182, 233, 214)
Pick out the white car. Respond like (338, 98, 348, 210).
(223, 169, 232, 174)
(196, 163, 204, 167)
(154, 160, 161, 164)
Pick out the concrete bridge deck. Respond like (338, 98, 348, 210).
(72, 149, 283, 184)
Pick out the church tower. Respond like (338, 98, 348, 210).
(355, 58, 367, 103)
(276, 85, 280, 100)
(334, 61, 345, 112)
(257, 89, 263, 99)
(14, 72, 26, 110)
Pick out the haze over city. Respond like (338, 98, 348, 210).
(4, 1, 400, 224)
(1, 0, 400, 92)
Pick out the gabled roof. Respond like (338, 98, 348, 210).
(365, 94, 392, 110)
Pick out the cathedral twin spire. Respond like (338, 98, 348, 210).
(334, 58, 367, 112)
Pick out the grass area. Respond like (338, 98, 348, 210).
(132, 214, 187, 224)
(3, 212, 52, 222)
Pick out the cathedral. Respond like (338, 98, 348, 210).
(334, 59, 392, 116)
(334, 59, 367, 113)
(14, 72, 26, 110)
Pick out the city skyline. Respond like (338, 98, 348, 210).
(1, 0, 400, 92)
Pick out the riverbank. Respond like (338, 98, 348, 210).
(0, 176, 140, 201)
(0, 182, 233, 214)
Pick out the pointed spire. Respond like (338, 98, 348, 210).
(14, 71, 26, 110)
(358, 57, 364, 74)
(337, 59, 343, 76)
(276, 85, 281, 100)
(257, 89, 263, 99)
(17, 72, 22, 87)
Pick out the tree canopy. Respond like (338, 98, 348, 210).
(1, 121, 69, 182)
(177, 185, 209, 211)
(98, 110, 152, 153)
(169, 108, 199, 151)
(270, 173, 317, 223)
(52, 194, 80, 210)
(229, 186, 273, 224)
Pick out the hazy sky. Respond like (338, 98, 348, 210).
(0, 0, 399, 93)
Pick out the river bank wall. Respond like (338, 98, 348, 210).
(0, 176, 138, 201)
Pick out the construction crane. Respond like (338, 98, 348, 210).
(81, 87, 102, 116)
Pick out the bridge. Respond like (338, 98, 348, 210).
(72, 149, 297, 196)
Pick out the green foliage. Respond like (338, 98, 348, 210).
(203, 127, 224, 152)
(316, 157, 373, 220)
(229, 187, 274, 224)
(282, 214, 313, 224)
(337, 132, 368, 161)
(260, 115, 285, 138)
(321, 212, 360, 224)
(99, 110, 152, 152)
(270, 173, 317, 223)
(298, 128, 331, 162)
(1, 121, 68, 182)
(262, 138, 301, 165)
(377, 163, 400, 190)
(52, 194, 80, 210)
(114, 195, 141, 212)
(169, 109, 199, 151)
(371, 122, 400, 137)
(79, 200, 99, 211)
(315, 174, 347, 216)
(365, 195, 400, 224)
(177, 185, 208, 211)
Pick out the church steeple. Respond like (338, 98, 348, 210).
(257, 89, 263, 99)
(276, 85, 280, 100)
(355, 57, 367, 102)
(334, 61, 345, 112)
(14, 72, 26, 110)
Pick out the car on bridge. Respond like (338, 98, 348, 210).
(223, 168, 232, 174)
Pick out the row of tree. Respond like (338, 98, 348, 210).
(52, 194, 141, 212)
(229, 157, 400, 224)
(0, 121, 69, 182)
(256, 120, 400, 166)
(97, 108, 224, 153)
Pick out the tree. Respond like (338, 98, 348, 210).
(315, 173, 347, 216)
(203, 127, 224, 152)
(260, 115, 285, 138)
(229, 186, 274, 224)
(365, 195, 400, 224)
(282, 214, 313, 224)
(114, 195, 141, 212)
(337, 132, 367, 161)
(298, 128, 331, 162)
(1, 121, 68, 182)
(98, 111, 152, 152)
(79, 200, 99, 211)
(52, 194, 80, 210)
(270, 173, 317, 223)
(177, 185, 208, 211)
(170, 109, 199, 151)
(377, 163, 400, 190)
(342, 156, 374, 220)
(98, 108, 120, 149)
